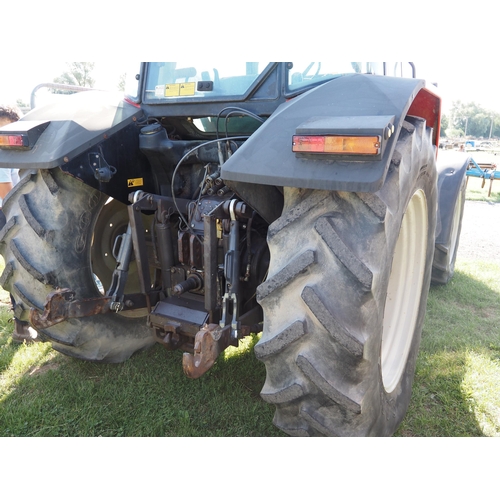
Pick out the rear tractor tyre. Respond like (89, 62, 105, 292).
(255, 117, 437, 436)
(0, 168, 156, 362)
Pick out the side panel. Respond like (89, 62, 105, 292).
(222, 74, 437, 193)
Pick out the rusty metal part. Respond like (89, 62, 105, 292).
(182, 323, 235, 379)
(182, 306, 263, 379)
(30, 289, 111, 329)
(30, 288, 150, 330)
(159, 330, 189, 351)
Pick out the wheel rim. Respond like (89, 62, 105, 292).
(91, 198, 133, 293)
(91, 198, 153, 295)
(381, 189, 428, 393)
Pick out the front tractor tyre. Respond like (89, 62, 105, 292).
(255, 117, 437, 436)
(0, 168, 156, 362)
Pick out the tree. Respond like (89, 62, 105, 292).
(118, 73, 126, 92)
(440, 114, 449, 137)
(52, 62, 95, 93)
(16, 98, 29, 109)
(447, 100, 500, 139)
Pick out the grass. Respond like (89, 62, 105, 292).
(395, 259, 500, 436)
(0, 325, 284, 437)
(465, 176, 500, 203)
(0, 179, 499, 437)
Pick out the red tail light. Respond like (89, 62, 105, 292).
(0, 121, 50, 150)
(0, 134, 26, 148)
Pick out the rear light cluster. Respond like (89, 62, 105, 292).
(292, 115, 395, 160)
(0, 120, 50, 150)
(0, 134, 27, 148)
(292, 135, 381, 155)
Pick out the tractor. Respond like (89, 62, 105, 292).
(0, 62, 468, 436)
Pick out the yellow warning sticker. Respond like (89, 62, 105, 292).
(164, 82, 196, 97)
(180, 82, 195, 96)
(128, 178, 144, 188)
(165, 83, 180, 97)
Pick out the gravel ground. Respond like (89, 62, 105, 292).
(456, 200, 500, 263)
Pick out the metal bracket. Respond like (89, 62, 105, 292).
(30, 288, 112, 330)
(29, 288, 150, 330)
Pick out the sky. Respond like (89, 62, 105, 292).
(1, 61, 134, 109)
(415, 61, 500, 114)
(2, 60, 499, 116)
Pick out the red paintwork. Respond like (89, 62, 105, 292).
(408, 86, 441, 152)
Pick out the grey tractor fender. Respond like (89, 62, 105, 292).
(222, 73, 434, 195)
(435, 151, 470, 246)
(0, 91, 143, 170)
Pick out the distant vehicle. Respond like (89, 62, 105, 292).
(439, 140, 453, 149)
(466, 140, 494, 150)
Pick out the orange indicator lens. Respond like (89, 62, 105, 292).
(292, 135, 381, 155)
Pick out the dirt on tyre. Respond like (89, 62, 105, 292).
(255, 116, 437, 436)
(0, 168, 156, 362)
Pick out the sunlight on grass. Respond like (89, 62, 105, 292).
(466, 176, 500, 203)
(461, 350, 500, 436)
(0, 341, 55, 403)
(456, 259, 500, 291)
(223, 332, 261, 359)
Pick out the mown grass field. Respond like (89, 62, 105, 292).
(0, 171, 498, 437)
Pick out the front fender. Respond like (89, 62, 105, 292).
(222, 73, 439, 193)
